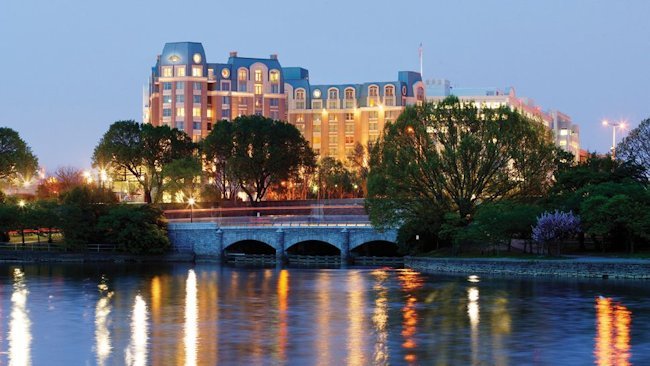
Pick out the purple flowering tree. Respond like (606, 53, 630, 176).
(532, 210, 581, 255)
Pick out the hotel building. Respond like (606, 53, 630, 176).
(426, 80, 581, 160)
(145, 42, 425, 160)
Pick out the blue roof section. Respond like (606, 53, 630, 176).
(282, 67, 309, 81)
(160, 42, 206, 66)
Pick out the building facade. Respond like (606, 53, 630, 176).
(146, 42, 425, 161)
(426, 80, 581, 160)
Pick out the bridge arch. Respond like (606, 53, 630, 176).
(224, 240, 276, 254)
(283, 229, 344, 252)
(286, 240, 341, 255)
(349, 230, 397, 251)
(351, 240, 401, 257)
(221, 229, 280, 252)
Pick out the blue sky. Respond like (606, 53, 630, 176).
(1, 0, 649, 170)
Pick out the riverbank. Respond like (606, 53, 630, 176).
(405, 256, 650, 279)
(0, 250, 194, 263)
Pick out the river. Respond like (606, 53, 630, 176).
(0, 263, 648, 365)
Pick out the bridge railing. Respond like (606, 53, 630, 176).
(169, 215, 373, 227)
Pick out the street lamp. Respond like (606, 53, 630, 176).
(602, 120, 627, 159)
(188, 197, 196, 223)
(18, 200, 26, 245)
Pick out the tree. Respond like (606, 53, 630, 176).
(162, 157, 202, 202)
(201, 120, 239, 201)
(347, 142, 369, 196)
(97, 205, 170, 254)
(58, 186, 117, 248)
(618, 118, 650, 173)
(0, 127, 38, 183)
(367, 97, 557, 231)
(36, 167, 85, 199)
(218, 115, 315, 204)
(93, 121, 195, 203)
(532, 210, 581, 255)
(317, 157, 353, 199)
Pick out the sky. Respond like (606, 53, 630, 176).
(1, 0, 649, 171)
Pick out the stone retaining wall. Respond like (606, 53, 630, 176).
(405, 257, 650, 279)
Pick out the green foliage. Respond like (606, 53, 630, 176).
(205, 116, 315, 204)
(0, 203, 19, 242)
(317, 157, 353, 199)
(58, 186, 117, 249)
(93, 121, 195, 203)
(97, 205, 170, 254)
(162, 157, 202, 201)
(0, 127, 39, 182)
(201, 120, 238, 201)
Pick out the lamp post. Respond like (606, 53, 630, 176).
(188, 197, 195, 223)
(602, 120, 626, 159)
(18, 200, 26, 245)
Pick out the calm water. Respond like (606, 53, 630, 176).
(0, 263, 649, 366)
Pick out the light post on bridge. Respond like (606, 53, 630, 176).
(188, 197, 196, 223)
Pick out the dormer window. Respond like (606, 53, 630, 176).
(270, 70, 280, 83)
(238, 68, 248, 81)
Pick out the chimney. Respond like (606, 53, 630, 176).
(229, 51, 238, 57)
(270, 54, 278, 60)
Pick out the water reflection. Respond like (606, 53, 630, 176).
(371, 269, 389, 365)
(95, 276, 113, 366)
(125, 295, 149, 366)
(277, 269, 289, 363)
(184, 270, 198, 366)
(467, 286, 480, 365)
(398, 269, 423, 364)
(317, 271, 332, 365)
(347, 271, 365, 366)
(9, 268, 31, 366)
(595, 297, 631, 366)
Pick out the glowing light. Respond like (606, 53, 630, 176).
(372, 269, 389, 364)
(468, 286, 480, 366)
(468, 275, 480, 283)
(125, 295, 149, 366)
(188, 197, 196, 206)
(398, 269, 423, 363)
(100, 169, 108, 182)
(602, 120, 609, 126)
(595, 297, 631, 366)
(9, 268, 32, 366)
(95, 285, 113, 366)
(348, 271, 366, 366)
(184, 270, 198, 366)
(18, 200, 25, 208)
(277, 269, 289, 362)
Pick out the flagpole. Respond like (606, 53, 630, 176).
(419, 42, 423, 78)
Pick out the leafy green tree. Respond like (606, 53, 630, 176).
(93, 121, 195, 203)
(201, 120, 238, 201)
(162, 157, 202, 202)
(97, 205, 169, 254)
(0, 203, 19, 242)
(346, 142, 369, 196)
(58, 186, 117, 249)
(25, 200, 61, 243)
(215, 115, 315, 204)
(317, 157, 353, 199)
(367, 97, 557, 232)
(0, 127, 38, 183)
(618, 118, 650, 173)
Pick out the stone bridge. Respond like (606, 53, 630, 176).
(167, 222, 398, 262)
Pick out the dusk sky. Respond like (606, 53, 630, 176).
(1, 0, 649, 171)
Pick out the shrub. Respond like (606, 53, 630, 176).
(532, 210, 581, 255)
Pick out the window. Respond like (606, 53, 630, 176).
(176, 81, 184, 90)
(193, 107, 201, 117)
(560, 129, 569, 136)
(313, 124, 321, 133)
(176, 121, 185, 130)
(312, 100, 322, 109)
(192, 66, 202, 77)
(296, 114, 304, 123)
(295, 123, 305, 133)
(368, 111, 378, 119)
(193, 82, 202, 90)
(328, 147, 338, 157)
(207, 122, 212, 131)
(176, 67, 186, 77)
(270, 98, 279, 107)
(163, 108, 172, 117)
(162, 67, 172, 77)
(345, 113, 354, 121)
(221, 109, 230, 119)
(254, 84, 263, 95)
(385, 85, 394, 96)
(345, 136, 354, 144)
(329, 135, 338, 144)
(328, 88, 339, 100)
(222, 96, 231, 105)
(296, 89, 305, 100)
(270, 70, 280, 83)
(345, 122, 354, 133)
(163, 82, 172, 90)
(254, 70, 263, 82)
(313, 136, 321, 145)
(238, 83, 247, 92)
(176, 107, 185, 117)
(329, 114, 338, 123)
(207, 109, 213, 119)
(193, 122, 201, 130)
(238, 68, 248, 81)
(271, 84, 280, 94)
(329, 123, 338, 133)
(369, 85, 379, 97)
(369, 121, 378, 131)
(221, 81, 230, 91)
(345, 88, 355, 100)
(163, 95, 172, 104)
(176, 95, 184, 103)
(193, 95, 201, 104)
(270, 111, 279, 120)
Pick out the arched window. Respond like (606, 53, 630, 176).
(344, 87, 355, 108)
(295, 88, 306, 109)
(327, 88, 339, 109)
(416, 87, 424, 101)
(269, 70, 280, 83)
(238, 68, 248, 81)
(384, 85, 394, 97)
(369, 85, 379, 97)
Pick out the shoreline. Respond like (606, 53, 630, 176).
(0, 250, 194, 263)
(405, 256, 650, 280)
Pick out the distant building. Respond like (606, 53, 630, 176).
(145, 42, 425, 161)
(426, 79, 581, 160)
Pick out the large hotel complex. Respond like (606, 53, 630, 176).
(145, 42, 581, 161)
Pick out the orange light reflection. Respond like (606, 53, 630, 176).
(595, 297, 631, 366)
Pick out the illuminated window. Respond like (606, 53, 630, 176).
(312, 100, 322, 109)
(345, 122, 354, 133)
(176, 107, 185, 117)
(193, 107, 201, 117)
(192, 66, 202, 77)
(270, 70, 280, 82)
(560, 129, 569, 136)
(329, 114, 338, 123)
(176, 67, 186, 77)
(162, 67, 172, 77)
(207, 109, 213, 118)
(329, 123, 338, 133)
(255, 70, 263, 82)
(560, 140, 567, 146)
(329, 135, 338, 144)
(296, 89, 305, 100)
(313, 136, 321, 145)
(296, 114, 304, 123)
(345, 88, 355, 99)
(255, 84, 263, 95)
(238, 68, 248, 81)
(368, 111, 378, 120)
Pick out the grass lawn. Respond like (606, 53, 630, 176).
(7, 232, 63, 244)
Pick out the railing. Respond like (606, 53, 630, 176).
(287, 255, 340, 264)
(169, 215, 372, 227)
(0, 242, 117, 252)
(225, 253, 276, 264)
(354, 256, 404, 265)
